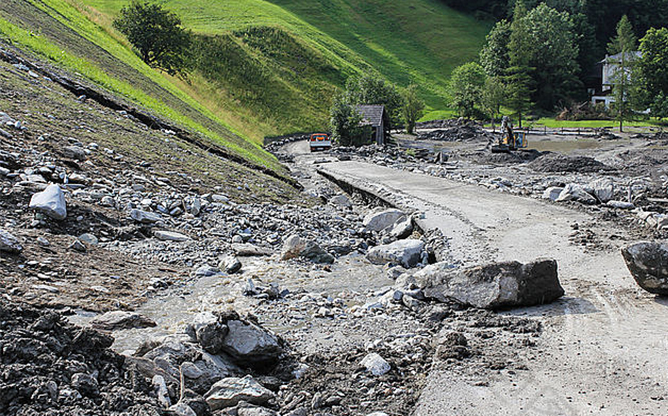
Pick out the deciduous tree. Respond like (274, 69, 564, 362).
(448, 62, 487, 119)
(401, 85, 425, 134)
(114, 1, 191, 75)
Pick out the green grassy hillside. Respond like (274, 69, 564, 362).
(0, 0, 489, 161)
(78, 0, 489, 132)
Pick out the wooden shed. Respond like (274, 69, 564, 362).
(356, 105, 389, 145)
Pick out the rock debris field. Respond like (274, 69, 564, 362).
(3, 51, 668, 416)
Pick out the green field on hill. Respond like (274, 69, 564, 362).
(0, 0, 489, 172)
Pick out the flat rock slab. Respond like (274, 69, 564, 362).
(622, 242, 668, 295)
(233, 244, 273, 257)
(205, 375, 275, 410)
(29, 184, 67, 220)
(90, 311, 157, 331)
(412, 258, 564, 309)
(154, 230, 189, 242)
(130, 209, 161, 224)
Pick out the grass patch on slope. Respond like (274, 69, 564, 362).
(0, 0, 285, 174)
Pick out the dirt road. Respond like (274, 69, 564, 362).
(288, 140, 668, 415)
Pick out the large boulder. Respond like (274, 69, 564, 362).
(542, 186, 564, 201)
(366, 239, 426, 268)
(412, 259, 564, 309)
(0, 229, 22, 253)
(363, 209, 405, 232)
(90, 311, 156, 330)
(555, 184, 597, 205)
(280, 235, 334, 264)
(389, 217, 414, 240)
(29, 184, 67, 220)
(621, 242, 668, 295)
(587, 178, 614, 203)
(221, 320, 283, 368)
(205, 375, 275, 410)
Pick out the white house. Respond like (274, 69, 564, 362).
(590, 51, 641, 108)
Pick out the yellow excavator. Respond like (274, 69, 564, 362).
(491, 116, 528, 153)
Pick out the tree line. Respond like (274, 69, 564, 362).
(448, 0, 668, 129)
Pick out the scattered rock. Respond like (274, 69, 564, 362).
(607, 200, 634, 209)
(588, 178, 615, 203)
(366, 239, 426, 268)
(360, 353, 391, 376)
(233, 243, 273, 257)
(155, 230, 190, 242)
(90, 311, 157, 330)
(555, 184, 597, 205)
(62, 145, 87, 161)
(220, 255, 242, 274)
(330, 194, 352, 208)
(69, 239, 87, 253)
(187, 312, 229, 354)
(205, 375, 275, 410)
(542, 186, 564, 201)
(29, 184, 67, 220)
(281, 235, 334, 264)
(0, 229, 22, 253)
(222, 319, 284, 369)
(78, 233, 99, 245)
(363, 209, 406, 232)
(389, 216, 413, 239)
(130, 209, 161, 224)
(413, 259, 564, 309)
(621, 242, 668, 295)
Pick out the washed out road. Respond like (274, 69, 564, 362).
(287, 141, 668, 415)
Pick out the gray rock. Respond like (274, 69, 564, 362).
(621, 242, 668, 295)
(389, 216, 413, 239)
(360, 353, 391, 376)
(588, 178, 614, 203)
(62, 146, 87, 161)
(29, 184, 67, 220)
(281, 235, 334, 264)
(366, 239, 426, 268)
(0, 229, 22, 253)
(194, 264, 221, 277)
(237, 403, 279, 416)
(130, 209, 161, 224)
(169, 402, 197, 416)
(367, 413, 390, 416)
(363, 209, 405, 232)
(233, 243, 272, 257)
(222, 320, 283, 368)
(542, 186, 564, 201)
(220, 255, 242, 274)
(33, 284, 59, 293)
(413, 259, 564, 309)
(71, 373, 98, 396)
(555, 184, 597, 205)
(69, 239, 87, 253)
(187, 312, 229, 354)
(78, 233, 99, 246)
(90, 311, 157, 330)
(606, 200, 634, 209)
(154, 230, 189, 242)
(205, 375, 275, 410)
(330, 194, 352, 208)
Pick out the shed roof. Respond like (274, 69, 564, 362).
(356, 105, 386, 127)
